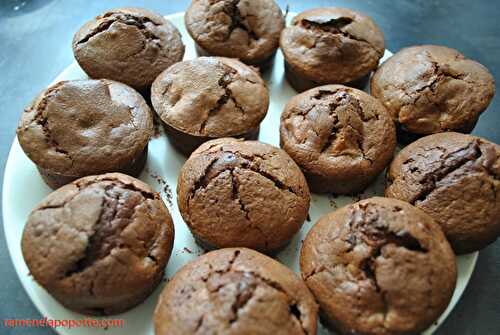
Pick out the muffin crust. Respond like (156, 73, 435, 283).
(22, 173, 175, 315)
(177, 138, 310, 253)
(154, 248, 318, 335)
(385, 132, 500, 254)
(17, 79, 153, 189)
(371, 45, 495, 137)
(280, 8, 384, 91)
(280, 85, 396, 194)
(151, 57, 269, 154)
(185, 0, 285, 67)
(301, 197, 456, 335)
(73, 7, 185, 91)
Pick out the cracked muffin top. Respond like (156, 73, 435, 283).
(154, 248, 318, 335)
(177, 138, 310, 253)
(185, 0, 285, 65)
(280, 7, 385, 84)
(280, 85, 396, 194)
(151, 57, 269, 137)
(73, 7, 185, 91)
(386, 132, 500, 254)
(17, 79, 153, 178)
(300, 197, 456, 335)
(21, 173, 175, 315)
(371, 45, 495, 136)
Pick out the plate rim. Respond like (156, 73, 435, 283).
(1, 11, 478, 335)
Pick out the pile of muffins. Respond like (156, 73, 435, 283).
(15, 1, 499, 334)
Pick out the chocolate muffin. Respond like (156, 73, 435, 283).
(301, 197, 457, 335)
(280, 8, 384, 92)
(21, 173, 175, 315)
(17, 79, 153, 189)
(154, 247, 318, 335)
(371, 45, 495, 140)
(73, 7, 185, 92)
(151, 57, 269, 155)
(185, 0, 285, 69)
(280, 85, 396, 194)
(385, 132, 500, 254)
(177, 138, 310, 253)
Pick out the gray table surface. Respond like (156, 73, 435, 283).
(0, 0, 499, 334)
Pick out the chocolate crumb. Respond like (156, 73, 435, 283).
(352, 194, 362, 202)
(149, 171, 173, 207)
(163, 183, 173, 207)
(328, 195, 338, 209)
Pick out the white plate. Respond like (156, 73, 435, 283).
(2, 12, 477, 335)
